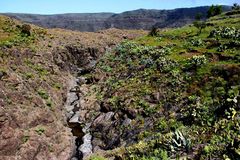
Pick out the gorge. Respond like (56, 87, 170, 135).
(0, 5, 240, 160)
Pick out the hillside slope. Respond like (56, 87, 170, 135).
(0, 9, 239, 160)
(81, 11, 240, 159)
(4, 6, 231, 32)
(0, 15, 145, 160)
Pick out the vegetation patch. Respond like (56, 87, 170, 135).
(93, 10, 240, 159)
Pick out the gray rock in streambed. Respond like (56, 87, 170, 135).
(76, 77, 87, 85)
(69, 111, 81, 124)
(79, 133, 93, 157)
(81, 123, 93, 155)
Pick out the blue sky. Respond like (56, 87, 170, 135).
(0, 0, 238, 14)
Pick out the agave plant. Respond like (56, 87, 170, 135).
(170, 130, 192, 153)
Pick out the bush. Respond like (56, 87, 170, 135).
(209, 27, 240, 39)
(157, 57, 177, 73)
(185, 55, 208, 70)
(37, 89, 49, 99)
(149, 27, 158, 37)
(217, 45, 227, 52)
(190, 38, 204, 47)
(193, 21, 206, 35)
(21, 24, 31, 36)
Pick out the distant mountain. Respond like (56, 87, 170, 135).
(3, 6, 231, 32)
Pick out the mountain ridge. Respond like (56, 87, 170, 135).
(2, 6, 231, 32)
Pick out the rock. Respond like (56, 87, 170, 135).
(28, 110, 55, 128)
(0, 111, 8, 125)
(65, 88, 79, 118)
(70, 86, 82, 93)
(105, 112, 115, 121)
(78, 110, 88, 122)
(122, 118, 132, 127)
(92, 140, 104, 152)
(100, 102, 112, 113)
(76, 77, 87, 85)
(94, 73, 104, 81)
(153, 92, 160, 101)
(91, 112, 115, 136)
(87, 60, 97, 68)
(66, 92, 79, 106)
(104, 134, 121, 150)
(123, 108, 137, 119)
(0, 71, 6, 80)
(69, 112, 80, 124)
(0, 126, 22, 156)
(79, 133, 92, 157)
(91, 111, 126, 150)
(113, 112, 123, 120)
(92, 112, 114, 127)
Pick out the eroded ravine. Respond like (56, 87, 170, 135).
(55, 32, 145, 160)
(65, 75, 93, 160)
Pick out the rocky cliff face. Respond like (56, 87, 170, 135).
(4, 6, 231, 32)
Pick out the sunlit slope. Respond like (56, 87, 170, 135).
(90, 10, 240, 159)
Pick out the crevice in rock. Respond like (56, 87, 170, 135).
(74, 137, 83, 160)
(65, 72, 94, 160)
(68, 120, 84, 160)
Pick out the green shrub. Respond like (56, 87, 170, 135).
(156, 118, 168, 131)
(21, 24, 31, 36)
(157, 57, 177, 73)
(35, 127, 45, 135)
(53, 83, 62, 89)
(46, 99, 53, 108)
(24, 72, 34, 79)
(190, 38, 204, 47)
(185, 55, 208, 70)
(159, 150, 168, 160)
(22, 135, 30, 143)
(217, 45, 227, 52)
(193, 21, 206, 35)
(37, 89, 49, 99)
(149, 27, 158, 37)
(209, 27, 240, 39)
(89, 155, 107, 160)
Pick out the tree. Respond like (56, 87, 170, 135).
(193, 13, 206, 35)
(207, 5, 222, 18)
(193, 21, 206, 35)
(149, 26, 158, 37)
(195, 13, 203, 21)
(232, 3, 240, 10)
